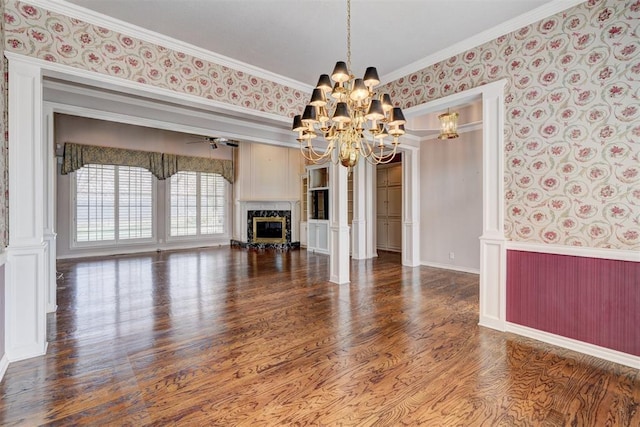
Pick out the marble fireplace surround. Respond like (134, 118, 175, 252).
(233, 200, 300, 249)
(248, 210, 291, 243)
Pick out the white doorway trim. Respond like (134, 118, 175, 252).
(404, 80, 507, 331)
(2, 51, 297, 363)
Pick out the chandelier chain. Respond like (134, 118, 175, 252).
(346, 0, 351, 72)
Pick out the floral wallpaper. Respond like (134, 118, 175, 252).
(2, 1, 307, 118)
(1, 0, 7, 248)
(1, 0, 638, 251)
(385, 0, 639, 250)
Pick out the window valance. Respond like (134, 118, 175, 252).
(61, 142, 234, 183)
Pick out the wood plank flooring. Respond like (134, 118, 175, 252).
(1, 247, 638, 426)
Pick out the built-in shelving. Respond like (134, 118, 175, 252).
(306, 164, 330, 254)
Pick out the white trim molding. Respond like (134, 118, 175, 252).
(0, 354, 8, 383)
(421, 261, 480, 275)
(479, 237, 507, 331)
(406, 80, 507, 331)
(56, 241, 230, 261)
(401, 144, 420, 267)
(0, 251, 6, 383)
(43, 105, 58, 313)
(506, 323, 640, 370)
(43, 80, 299, 149)
(6, 52, 292, 130)
(329, 161, 350, 285)
(416, 122, 484, 143)
(506, 241, 640, 262)
(6, 58, 49, 362)
(350, 160, 372, 260)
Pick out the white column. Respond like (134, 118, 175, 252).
(329, 162, 350, 284)
(43, 105, 57, 313)
(5, 58, 48, 361)
(478, 80, 507, 331)
(364, 161, 377, 258)
(401, 147, 420, 267)
(351, 161, 366, 259)
(291, 200, 300, 243)
(402, 79, 507, 330)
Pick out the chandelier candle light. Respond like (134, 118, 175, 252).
(291, 0, 406, 168)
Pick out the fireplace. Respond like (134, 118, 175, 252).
(246, 210, 291, 243)
(253, 217, 286, 244)
(231, 207, 299, 250)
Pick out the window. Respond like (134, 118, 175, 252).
(76, 164, 115, 242)
(169, 171, 227, 237)
(118, 166, 154, 239)
(74, 164, 154, 244)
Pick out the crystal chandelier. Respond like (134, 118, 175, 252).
(291, 0, 406, 168)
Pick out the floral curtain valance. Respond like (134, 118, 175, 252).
(176, 155, 234, 181)
(61, 142, 234, 183)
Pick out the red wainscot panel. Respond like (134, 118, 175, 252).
(506, 250, 640, 356)
(0, 264, 4, 361)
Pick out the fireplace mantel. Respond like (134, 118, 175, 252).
(236, 199, 300, 243)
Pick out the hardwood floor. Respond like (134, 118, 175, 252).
(1, 247, 638, 426)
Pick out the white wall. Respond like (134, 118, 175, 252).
(234, 142, 302, 201)
(55, 113, 234, 258)
(54, 113, 234, 158)
(232, 141, 303, 241)
(420, 128, 483, 272)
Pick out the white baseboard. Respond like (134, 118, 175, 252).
(57, 241, 230, 260)
(421, 260, 480, 275)
(0, 353, 9, 382)
(506, 322, 640, 370)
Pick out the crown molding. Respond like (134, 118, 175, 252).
(45, 100, 297, 150)
(397, 132, 421, 150)
(10, 51, 301, 147)
(381, 0, 586, 84)
(6, 51, 291, 125)
(22, 0, 314, 93)
(43, 79, 290, 135)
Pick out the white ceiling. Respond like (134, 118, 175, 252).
(62, 0, 571, 86)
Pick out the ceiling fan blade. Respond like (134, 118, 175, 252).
(184, 137, 238, 147)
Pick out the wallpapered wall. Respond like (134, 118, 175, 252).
(2, 1, 307, 118)
(1, 0, 7, 248)
(385, 0, 639, 250)
(1, 0, 639, 251)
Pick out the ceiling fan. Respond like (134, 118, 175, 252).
(187, 136, 239, 149)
